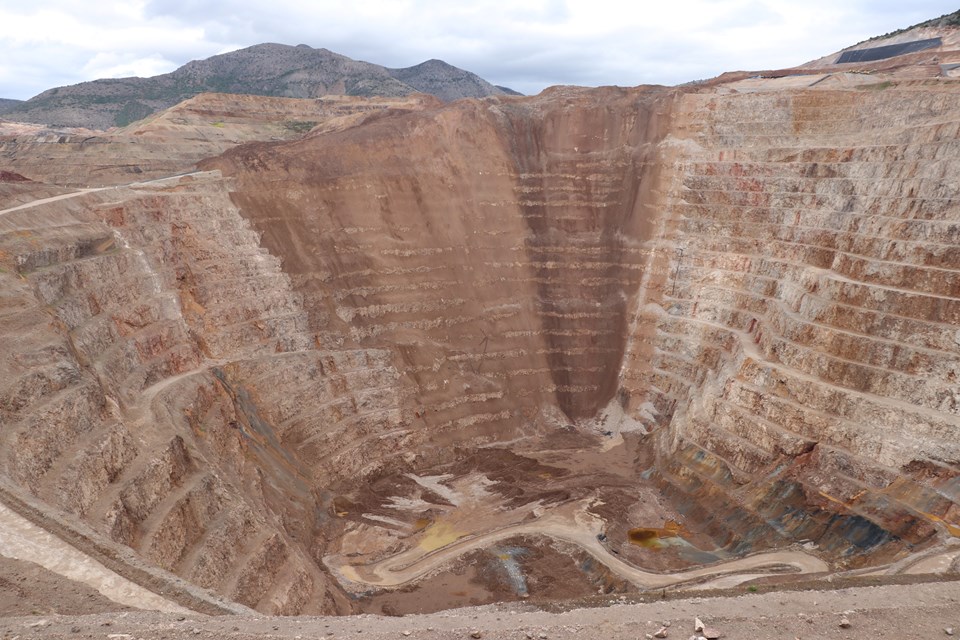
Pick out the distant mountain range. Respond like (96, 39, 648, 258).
(0, 98, 23, 114)
(1, 43, 520, 130)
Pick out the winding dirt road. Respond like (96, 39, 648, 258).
(0, 188, 107, 216)
(325, 500, 828, 591)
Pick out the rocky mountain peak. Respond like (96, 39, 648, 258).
(1, 44, 518, 129)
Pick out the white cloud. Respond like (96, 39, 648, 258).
(81, 52, 180, 80)
(0, 0, 957, 99)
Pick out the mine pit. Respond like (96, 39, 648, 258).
(1, 34, 960, 621)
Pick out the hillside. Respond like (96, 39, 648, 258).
(864, 9, 960, 44)
(2, 43, 514, 130)
(0, 99, 23, 114)
(386, 59, 510, 102)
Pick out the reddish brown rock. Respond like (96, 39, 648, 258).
(1, 24, 959, 617)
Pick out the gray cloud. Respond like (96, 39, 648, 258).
(1, 0, 957, 100)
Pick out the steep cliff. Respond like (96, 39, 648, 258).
(204, 86, 670, 433)
(1, 33, 959, 617)
(203, 78, 960, 570)
(630, 82, 960, 557)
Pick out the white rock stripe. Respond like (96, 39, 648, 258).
(0, 501, 190, 613)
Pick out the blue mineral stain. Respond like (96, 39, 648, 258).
(676, 543, 728, 564)
(211, 367, 311, 493)
(937, 476, 960, 503)
(491, 546, 529, 597)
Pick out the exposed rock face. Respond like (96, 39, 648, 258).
(204, 86, 669, 428)
(1, 38, 959, 616)
(203, 79, 960, 561)
(634, 83, 960, 554)
(0, 174, 355, 613)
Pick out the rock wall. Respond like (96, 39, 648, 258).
(206, 82, 959, 560)
(624, 83, 960, 556)
(0, 175, 399, 613)
(2, 78, 959, 614)
(205, 86, 671, 437)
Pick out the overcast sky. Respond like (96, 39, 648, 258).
(1, 1, 957, 100)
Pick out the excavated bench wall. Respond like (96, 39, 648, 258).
(206, 87, 672, 437)
(622, 85, 960, 557)
(0, 177, 400, 614)
(2, 81, 959, 615)
(209, 84, 959, 561)
(2, 88, 675, 614)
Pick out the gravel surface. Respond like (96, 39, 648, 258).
(2, 580, 958, 640)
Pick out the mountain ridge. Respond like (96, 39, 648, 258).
(2, 43, 517, 130)
(0, 98, 23, 114)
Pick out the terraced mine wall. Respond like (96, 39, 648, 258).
(206, 87, 671, 437)
(207, 81, 958, 574)
(632, 85, 960, 558)
(1, 80, 958, 614)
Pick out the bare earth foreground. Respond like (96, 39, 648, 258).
(1, 582, 959, 640)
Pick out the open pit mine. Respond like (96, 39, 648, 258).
(0, 25, 959, 623)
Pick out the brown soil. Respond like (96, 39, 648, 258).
(321, 430, 826, 616)
(3, 580, 959, 640)
(0, 557, 130, 616)
(0, 171, 29, 183)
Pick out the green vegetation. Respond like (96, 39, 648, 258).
(858, 80, 894, 91)
(282, 120, 318, 134)
(206, 74, 241, 93)
(747, 585, 759, 593)
(114, 100, 154, 127)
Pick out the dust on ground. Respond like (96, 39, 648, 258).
(0, 557, 131, 616)
(2, 580, 958, 640)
